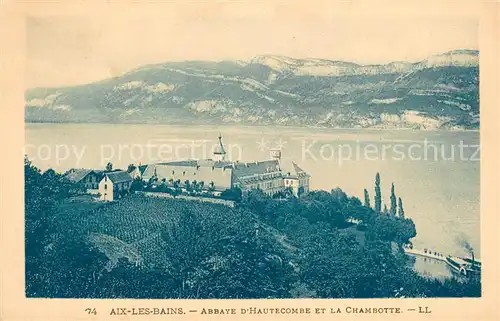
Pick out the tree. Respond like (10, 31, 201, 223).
(394, 218, 416, 244)
(25, 159, 78, 258)
(106, 162, 113, 172)
(242, 189, 272, 215)
(191, 180, 198, 192)
(220, 187, 243, 202)
(331, 187, 347, 202)
(25, 158, 93, 296)
(374, 173, 381, 213)
(398, 197, 405, 218)
(131, 177, 144, 192)
(27, 237, 109, 298)
(390, 183, 397, 217)
(41, 168, 77, 198)
(284, 186, 294, 198)
(363, 189, 371, 208)
(127, 164, 136, 173)
(273, 186, 293, 199)
(119, 188, 129, 198)
(366, 213, 416, 245)
(383, 204, 388, 214)
(25, 157, 50, 257)
(160, 209, 210, 296)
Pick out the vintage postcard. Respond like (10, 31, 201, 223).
(0, 0, 499, 320)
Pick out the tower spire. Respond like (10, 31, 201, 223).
(213, 132, 226, 161)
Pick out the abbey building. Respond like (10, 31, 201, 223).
(141, 134, 310, 197)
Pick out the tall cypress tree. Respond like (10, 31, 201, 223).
(398, 197, 405, 218)
(363, 189, 371, 208)
(390, 183, 397, 217)
(374, 172, 381, 213)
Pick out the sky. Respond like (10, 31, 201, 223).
(26, 10, 478, 88)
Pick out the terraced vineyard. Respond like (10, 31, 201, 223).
(53, 194, 259, 268)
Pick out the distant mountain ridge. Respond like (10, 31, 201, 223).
(249, 49, 478, 76)
(25, 49, 479, 130)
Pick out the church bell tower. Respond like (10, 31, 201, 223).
(213, 132, 226, 162)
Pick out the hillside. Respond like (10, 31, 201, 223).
(51, 195, 285, 270)
(30, 191, 480, 299)
(25, 159, 481, 298)
(25, 49, 479, 129)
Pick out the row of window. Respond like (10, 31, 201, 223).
(102, 182, 130, 190)
(168, 169, 223, 176)
(171, 170, 194, 176)
(247, 180, 283, 191)
(85, 183, 99, 189)
(118, 182, 130, 189)
(85, 175, 98, 183)
(284, 178, 309, 186)
(244, 172, 281, 181)
(85, 180, 134, 190)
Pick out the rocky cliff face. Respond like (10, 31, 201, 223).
(25, 50, 479, 130)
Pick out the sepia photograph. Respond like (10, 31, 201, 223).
(21, 7, 485, 301)
(1, 3, 498, 320)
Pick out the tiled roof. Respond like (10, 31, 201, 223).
(292, 162, 305, 173)
(150, 159, 281, 177)
(232, 160, 281, 178)
(159, 160, 199, 167)
(105, 171, 133, 183)
(206, 160, 234, 168)
(142, 162, 233, 191)
(283, 161, 309, 179)
(142, 158, 307, 186)
(65, 169, 94, 183)
(160, 159, 234, 169)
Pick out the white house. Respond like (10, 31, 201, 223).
(64, 168, 102, 194)
(99, 171, 133, 201)
(283, 161, 310, 197)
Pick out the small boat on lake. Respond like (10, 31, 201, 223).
(446, 255, 481, 276)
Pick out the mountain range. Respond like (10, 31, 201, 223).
(25, 49, 479, 130)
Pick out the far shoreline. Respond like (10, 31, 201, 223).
(24, 121, 480, 133)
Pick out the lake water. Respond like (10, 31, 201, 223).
(25, 123, 480, 265)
